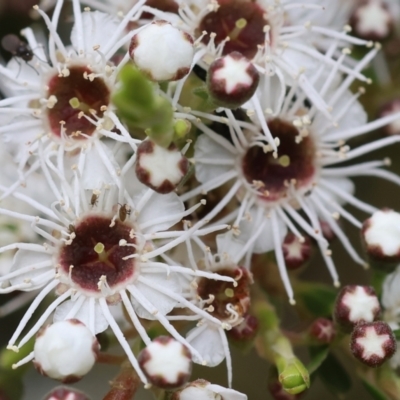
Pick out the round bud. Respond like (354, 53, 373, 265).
(268, 379, 302, 400)
(350, 0, 393, 41)
(333, 285, 380, 332)
(171, 379, 248, 400)
(362, 209, 400, 263)
(308, 318, 336, 344)
(319, 219, 336, 242)
(42, 387, 90, 400)
(227, 314, 258, 341)
(350, 321, 396, 367)
(129, 20, 194, 81)
(138, 336, 192, 389)
(379, 99, 400, 136)
(282, 233, 312, 270)
(135, 139, 189, 194)
(207, 52, 259, 109)
(33, 319, 99, 383)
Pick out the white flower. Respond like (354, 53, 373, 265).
(0, 157, 234, 383)
(33, 319, 99, 382)
(174, 236, 252, 387)
(0, 0, 147, 186)
(173, 379, 247, 400)
(140, 0, 378, 149)
(181, 62, 400, 303)
(80, 0, 181, 18)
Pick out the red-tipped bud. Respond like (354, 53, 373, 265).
(227, 314, 259, 341)
(319, 219, 336, 242)
(171, 379, 247, 400)
(334, 285, 380, 331)
(379, 99, 400, 136)
(308, 318, 336, 344)
(135, 139, 189, 194)
(42, 387, 90, 400)
(207, 52, 259, 109)
(362, 209, 400, 263)
(138, 336, 192, 389)
(350, 321, 396, 367)
(350, 0, 393, 41)
(268, 382, 303, 400)
(282, 233, 312, 270)
(129, 20, 194, 82)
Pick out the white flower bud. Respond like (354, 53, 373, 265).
(350, 0, 393, 41)
(351, 321, 396, 367)
(138, 336, 192, 389)
(334, 285, 380, 331)
(42, 386, 90, 400)
(172, 379, 247, 400)
(129, 20, 194, 82)
(207, 52, 259, 109)
(135, 139, 189, 194)
(362, 209, 400, 263)
(34, 319, 99, 383)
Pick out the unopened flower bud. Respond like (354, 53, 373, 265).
(135, 139, 189, 194)
(171, 379, 247, 400)
(207, 52, 259, 109)
(33, 319, 99, 383)
(308, 318, 336, 344)
(319, 219, 336, 242)
(350, 0, 393, 41)
(227, 314, 259, 341)
(334, 285, 380, 331)
(129, 20, 194, 81)
(42, 386, 90, 400)
(379, 99, 400, 136)
(362, 209, 400, 263)
(350, 321, 396, 367)
(282, 233, 312, 270)
(278, 359, 310, 395)
(138, 336, 192, 389)
(269, 382, 302, 400)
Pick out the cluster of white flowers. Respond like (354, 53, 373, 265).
(1, 0, 400, 398)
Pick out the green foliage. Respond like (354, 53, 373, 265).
(362, 379, 389, 400)
(317, 353, 352, 395)
(296, 283, 337, 317)
(307, 345, 330, 375)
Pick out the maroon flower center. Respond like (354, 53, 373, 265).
(46, 66, 110, 138)
(197, 0, 267, 59)
(58, 215, 136, 292)
(197, 267, 250, 321)
(242, 118, 316, 202)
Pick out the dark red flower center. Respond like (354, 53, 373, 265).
(242, 118, 316, 202)
(58, 215, 136, 292)
(198, 0, 267, 59)
(197, 267, 251, 321)
(46, 66, 110, 139)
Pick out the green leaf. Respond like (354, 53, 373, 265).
(0, 368, 24, 400)
(393, 329, 400, 341)
(317, 353, 352, 395)
(296, 284, 337, 317)
(307, 345, 330, 374)
(362, 379, 389, 400)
